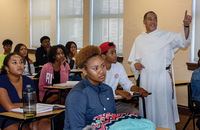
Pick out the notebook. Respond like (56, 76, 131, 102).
(11, 103, 65, 114)
(53, 81, 79, 87)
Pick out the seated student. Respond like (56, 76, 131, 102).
(191, 52, 200, 129)
(0, 39, 13, 70)
(65, 41, 82, 81)
(99, 42, 149, 114)
(14, 43, 35, 76)
(39, 44, 70, 104)
(64, 45, 116, 130)
(0, 53, 50, 130)
(35, 36, 51, 66)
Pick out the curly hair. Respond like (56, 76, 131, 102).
(48, 44, 68, 63)
(2, 39, 13, 46)
(75, 45, 101, 69)
(40, 36, 50, 43)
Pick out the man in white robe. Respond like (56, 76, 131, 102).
(128, 11, 192, 130)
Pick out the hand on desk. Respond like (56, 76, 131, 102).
(115, 90, 132, 100)
(130, 85, 149, 97)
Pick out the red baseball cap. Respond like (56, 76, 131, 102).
(99, 42, 116, 54)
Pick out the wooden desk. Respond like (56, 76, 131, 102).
(70, 69, 82, 73)
(127, 72, 134, 78)
(126, 72, 189, 86)
(115, 93, 152, 118)
(0, 109, 65, 130)
(175, 80, 189, 86)
(43, 86, 74, 104)
(156, 127, 171, 130)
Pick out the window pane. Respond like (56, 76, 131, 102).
(59, 0, 83, 48)
(93, 0, 123, 53)
(30, 0, 51, 48)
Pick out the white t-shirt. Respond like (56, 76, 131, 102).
(23, 60, 35, 75)
(104, 62, 134, 97)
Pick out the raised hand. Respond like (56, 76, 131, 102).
(183, 10, 192, 26)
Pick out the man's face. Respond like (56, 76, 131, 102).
(143, 13, 157, 33)
(3, 45, 12, 53)
(103, 47, 117, 64)
(41, 39, 50, 49)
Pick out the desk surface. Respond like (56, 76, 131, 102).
(156, 127, 171, 130)
(44, 86, 73, 90)
(175, 80, 189, 86)
(0, 109, 65, 120)
(114, 92, 152, 100)
(70, 69, 82, 73)
(115, 95, 140, 100)
(127, 72, 134, 77)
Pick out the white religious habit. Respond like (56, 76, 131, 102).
(128, 29, 191, 130)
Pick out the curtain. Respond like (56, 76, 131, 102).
(92, 0, 123, 53)
(30, 0, 51, 48)
(58, 0, 83, 48)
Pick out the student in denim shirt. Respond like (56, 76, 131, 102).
(64, 46, 116, 130)
(191, 54, 200, 129)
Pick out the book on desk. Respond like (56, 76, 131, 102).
(11, 103, 65, 114)
(53, 81, 79, 87)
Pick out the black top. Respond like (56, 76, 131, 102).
(35, 45, 48, 66)
(52, 71, 60, 84)
(68, 59, 75, 69)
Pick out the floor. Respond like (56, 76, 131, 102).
(129, 100, 199, 130)
(176, 114, 198, 130)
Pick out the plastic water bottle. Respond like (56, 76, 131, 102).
(23, 84, 36, 117)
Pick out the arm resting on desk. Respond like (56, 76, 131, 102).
(130, 85, 149, 97)
(115, 90, 132, 100)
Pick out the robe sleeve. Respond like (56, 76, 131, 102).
(170, 28, 191, 52)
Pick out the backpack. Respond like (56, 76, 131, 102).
(91, 113, 156, 130)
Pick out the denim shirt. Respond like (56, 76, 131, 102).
(64, 77, 116, 130)
(191, 67, 200, 101)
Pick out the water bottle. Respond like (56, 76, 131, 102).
(23, 84, 36, 117)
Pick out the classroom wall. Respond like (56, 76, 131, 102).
(0, 0, 193, 106)
(0, 0, 29, 53)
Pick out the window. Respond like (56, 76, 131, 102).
(92, 0, 123, 53)
(191, 0, 200, 62)
(58, 0, 83, 48)
(30, 0, 123, 51)
(30, 0, 51, 48)
(30, 0, 83, 48)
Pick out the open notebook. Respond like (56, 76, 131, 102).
(53, 81, 80, 87)
(11, 103, 65, 114)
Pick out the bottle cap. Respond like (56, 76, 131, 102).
(25, 85, 33, 92)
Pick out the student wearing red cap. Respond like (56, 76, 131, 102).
(99, 42, 148, 114)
